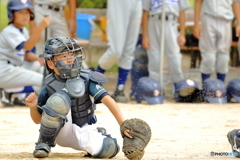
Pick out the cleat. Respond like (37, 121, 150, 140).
(13, 98, 26, 106)
(111, 89, 128, 103)
(33, 149, 49, 158)
(0, 90, 13, 107)
(33, 143, 51, 158)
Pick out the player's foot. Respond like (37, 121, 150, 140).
(13, 98, 26, 106)
(111, 89, 128, 103)
(0, 90, 13, 107)
(33, 149, 49, 158)
(33, 143, 51, 158)
(97, 127, 107, 135)
(1, 101, 14, 107)
(129, 92, 136, 101)
(227, 129, 240, 157)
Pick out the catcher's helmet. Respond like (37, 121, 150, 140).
(41, 37, 84, 79)
(227, 79, 240, 103)
(7, 0, 34, 21)
(202, 78, 227, 104)
(135, 77, 164, 104)
(174, 79, 200, 102)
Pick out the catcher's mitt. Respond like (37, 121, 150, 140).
(120, 118, 151, 160)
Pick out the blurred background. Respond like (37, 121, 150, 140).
(1, 0, 239, 98)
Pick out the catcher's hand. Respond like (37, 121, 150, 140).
(120, 118, 151, 160)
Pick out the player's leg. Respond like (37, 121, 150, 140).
(164, 16, 184, 85)
(227, 129, 240, 157)
(215, 20, 232, 82)
(22, 60, 44, 75)
(33, 4, 51, 56)
(58, 122, 119, 158)
(33, 91, 71, 158)
(199, 14, 217, 84)
(112, 0, 142, 103)
(164, 17, 184, 98)
(96, 0, 130, 73)
(56, 110, 112, 157)
(0, 64, 43, 106)
(50, 9, 70, 38)
(0, 67, 42, 92)
(9, 61, 44, 105)
(147, 15, 162, 81)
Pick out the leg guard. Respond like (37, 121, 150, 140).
(33, 91, 71, 158)
(93, 135, 120, 158)
(227, 129, 240, 157)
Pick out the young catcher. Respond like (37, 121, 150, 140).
(25, 37, 151, 159)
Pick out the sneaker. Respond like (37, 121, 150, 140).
(129, 94, 135, 101)
(13, 98, 26, 106)
(129, 92, 136, 101)
(1, 101, 14, 107)
(0, 90, 13, 107)
(33, 143, 51, 158)
(33, 149, 49, 158)
(227, 129, 240, 157)
(111, 89, 128, 103)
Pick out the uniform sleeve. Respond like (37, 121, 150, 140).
(37, 86, 49, 114)
(2, 27, 26, 50)
(142, 0, 151, 11)
(16, 42, 25, 51)
(179, 0, 190, 11)
(26, 46, 36, 53)
(88, 80, 109, 103)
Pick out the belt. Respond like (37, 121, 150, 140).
(38, 4, 63, 12)
(151, 14, 176, 20)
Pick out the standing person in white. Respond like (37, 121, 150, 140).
(0, 0, 49, 107)
(96, 0, 142, 103)
(32, 0, 76, 56)
(194, 0, 240, 84)
(141, 0, 189, 92)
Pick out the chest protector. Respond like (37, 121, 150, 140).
(45, 69, 96, 127)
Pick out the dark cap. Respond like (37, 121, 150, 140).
(202, 78, 227, 104)
(135, 77, 164, 104)
(175, 79, 199, 96)
(227, 78, 240, 103)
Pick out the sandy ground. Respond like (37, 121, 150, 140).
(1, 101, 240, 160)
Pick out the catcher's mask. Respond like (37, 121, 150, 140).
(40, 37, 84, 79)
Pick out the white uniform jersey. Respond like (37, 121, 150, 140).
(142, 0, 190, 17)
(201, 0, 238, 20)
(33, 0, 67, 6)
(0, 24, 29, 66)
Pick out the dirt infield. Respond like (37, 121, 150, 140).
(0, 101, 240, 160)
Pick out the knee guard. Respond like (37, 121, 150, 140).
(93, 135, 120, 158)
(44, 91, 71, 117)
(37, 91, 71, 147)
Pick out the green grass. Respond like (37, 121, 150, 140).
(189, 0, 195, 9)
(0, 1, 8, 31)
